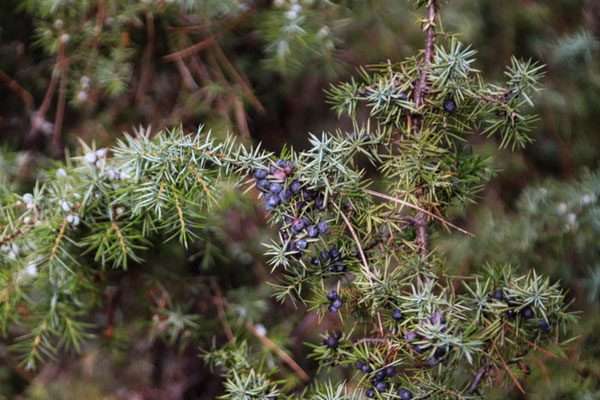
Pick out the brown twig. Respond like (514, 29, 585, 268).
(219, 294, 309, 381)
(0, 69, 34, 109)
(331, 200, 385, 334)
(492, 340, 526, 394)
(504, 325, 558, 359)
(362, 188, 474, 237)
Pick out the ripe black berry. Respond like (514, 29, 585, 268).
(311, 257, 321, 266)
(253, 169, 268, 179)
(375, 381, 390, 392)
(399, 91, 408, 101)
(315, 196, 325, 210)
(279, 189, 292, 202)
(443, 98, 457, 113)
(317, 221, 329, 234)
(392, 309, 403, 321)
(385, 366, 396, 377)
(398, 388, 413, 400)
(413, 344, 425, 354)
(521, 306, 534, 319)
(270, 182, 283, 193)
(361, 364, 372, 374)
(307, 225, 319, 238)
(302, 189, 315, 201)
(296, 238, 308, 249)
(375, 370, 387, 380)
(370, 375, 380, 385)
(355, 360, 365, 370)
(366, 388, 376, 398)
(330, 246, 340, 260)
(324, 335, 339, 349)
(256, 179, 270, 192)
(290, 180, 302, 195)
(492, 289, 504, 301)
(404, 331, 417, 341)
(332, 298, 343, 309)
(328, 305, 339, 313)
(292, 218, 306, 231)
(266, 194, 280, 207)
(327, 290, 338, 300)
(540, 319, 552, 332)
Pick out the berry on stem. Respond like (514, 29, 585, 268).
(253, 169, 267, 179)
(443, 98, 457, 113)
(398, 388, 413, 400)
(392, 309, 403, 321)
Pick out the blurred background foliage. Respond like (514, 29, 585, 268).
(0, 0, 598, 399)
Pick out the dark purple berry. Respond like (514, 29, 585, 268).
(279, 189, 292, 202)
(493, 289, 504, 301)
(256, 179, 270, 192)
(370, 375, 380, 385)
(430, 312, 445, 325)
(355, 360, 364, 370)
(413, 344, 425, 354)
(317, 221, 329, 234)
(434, 346, 447, 358)
(540, 320, 552, 332)
(404, 331, 417, 341)
(292, 218, 306, 231)
(315, 196, 325, 210)
(328, 305, 338, 312)
(334, 263, 346, 272)
(523, 364, 531, 375)
(307, 225, 319, 238)
(399, 91, 408, 101)
(392, 309, 403, 321)
(290, 180, 302, 195)
(522, 306, 534, 319)
(375, 381, 389, 392)
(275, 159, 286, 168)
(327, 290, 338, 301)
(296, 238, 308, 250)
(302, 190, 315, 201)
(332, 298, 343, 309)
(443, 98, 457, 113)
(324, 336, 339, 349)
(375, 370, 387, 380)
(398, 389, 413, 400)
(505, 309, 516, 318)
(366, 388, 376, 398)
(311, 257, 321, 266)
(253, 169, 268, 179)
(330, 246, 340, 260)
(385, 366, 396, 377)
(267, 194, 280, 207)
(361, 364, 372, 374)
(321, 250, 331, 260)
(270, 182, 283, 193)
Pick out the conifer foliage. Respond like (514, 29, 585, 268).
(0, 0, 576, 399)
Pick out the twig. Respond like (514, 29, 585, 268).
(331, 200, 385, 334)
(362, 188, 474, 237)
(413, 0, 437, 112)
(504, 325, 558, 358)
(0, 69, 34, 109)
(219, 294, 309, 381)
(492, 340, 525, 394)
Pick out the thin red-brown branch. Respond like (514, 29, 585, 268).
(492, 340, 526, 394)
(331, 200, 385, 334)
(414, 1, 437, 111)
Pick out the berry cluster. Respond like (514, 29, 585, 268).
(364, 365, 396, 397)
(252, 159, 330, 257)
(326, 290, 343, 312)
(490, 289, 550, 330)
(312, 243, 348, 273)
